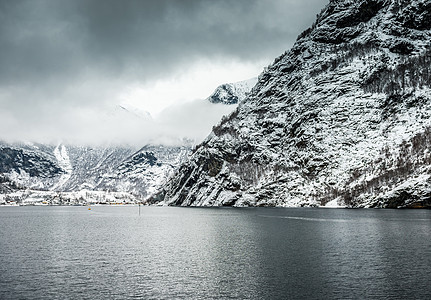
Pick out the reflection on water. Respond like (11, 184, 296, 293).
(0, 207, 430, 299)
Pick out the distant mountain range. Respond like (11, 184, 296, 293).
(0, 142, 190, 196)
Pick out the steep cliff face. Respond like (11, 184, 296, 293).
(0, 144, 64, 191)
(155, 0, 431, 208)
(0, 146, 63, 178)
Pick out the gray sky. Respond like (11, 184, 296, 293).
(0, 0, 327, 146)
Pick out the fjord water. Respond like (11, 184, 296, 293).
(0, 207, 430, 299)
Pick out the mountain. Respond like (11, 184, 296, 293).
(79, 144, 191, 196)
(0, 102, 190, 199)
(152, 0, 431, 208)
(0, 143, 64, 191)
(0, 142, 190, 198)
(206, 78, 257, 105)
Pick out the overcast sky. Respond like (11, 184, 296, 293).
(0, 0, 327, 146)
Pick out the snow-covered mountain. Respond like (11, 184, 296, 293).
(0, 142, 191, 198)
(153, 0, 431, 208)
(206, 78, 257, 105)
(0, 143, 64, 191)
(0, 103, 190, 199)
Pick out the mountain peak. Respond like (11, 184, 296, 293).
(206, 78, 257, 105)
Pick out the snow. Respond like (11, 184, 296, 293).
(52, 144, 72, 190)
(0, 189, 146, 206)
(323, 199, 346, 208)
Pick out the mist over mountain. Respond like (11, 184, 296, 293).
(0, 100, 236, 147)
(153, 0, 431, 208)
(0, 80, 255, 203)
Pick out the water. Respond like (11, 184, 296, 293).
(0, 207, 430, 299)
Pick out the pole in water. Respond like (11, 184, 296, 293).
(139, 202, 141, 216)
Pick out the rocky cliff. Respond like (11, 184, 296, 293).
(154, 0, 431, 208)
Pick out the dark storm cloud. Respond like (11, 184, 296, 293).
(0, 0, 327, 86)
(0, 0, 328, 144)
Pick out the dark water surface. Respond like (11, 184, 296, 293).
(0, 206, 430, 299)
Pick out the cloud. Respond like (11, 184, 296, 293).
(0, 98, 236, 147)
(0, 0, 327, 83)
(0, 0, 328, 145)
(155, 99, 236, 144)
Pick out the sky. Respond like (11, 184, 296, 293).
(0, 0, 327, 146)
